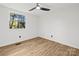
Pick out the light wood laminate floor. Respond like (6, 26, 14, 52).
(0, 37, 79, 56)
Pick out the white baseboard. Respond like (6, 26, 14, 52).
(39, 36, 79, 49)
(0, 36, 37, 47)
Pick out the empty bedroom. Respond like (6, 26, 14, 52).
(0, 3, 79, 56)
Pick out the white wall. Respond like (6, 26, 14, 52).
(1, 3, 79, 49)
(0, 5, 38, 47)
(39, 7, 79, 48)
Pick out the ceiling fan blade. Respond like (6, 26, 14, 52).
(40, 7, 50, 11)
(29, 7, 36, 11)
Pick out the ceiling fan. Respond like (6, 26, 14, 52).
(29, 3, 50, 11)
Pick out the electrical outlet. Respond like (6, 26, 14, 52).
(51, 35, 53, 38)
(19, 35, 21, 38)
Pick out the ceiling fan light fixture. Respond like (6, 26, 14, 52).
(36, 6, 40, 9)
